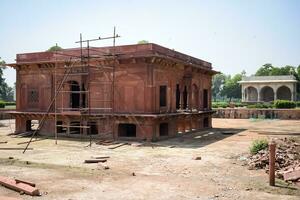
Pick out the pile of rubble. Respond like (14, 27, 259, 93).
(247, 138, 300, 186)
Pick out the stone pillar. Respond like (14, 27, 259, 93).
(186, 89, 190, 111)
(291, 83, 296, 101)
(274, 91, 277, 101)
(241, 85, 245, 102)
(179, 91, 184, 110)
(257, 88, 261, 102)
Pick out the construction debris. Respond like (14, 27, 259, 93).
(108, 143, 128, 149)
(283, 167, 300, 181)
(15, 179, 36, 187)
(0, 141, 7, 144)
(84, 159, 107, 163)
(193, 156, 202, 160)
(96, 139, 117, 146)
(0, 196, 22, 200)
(91, 156, 110, 159)
(0, 176, 40, 196)
(247, 138, 300, 186)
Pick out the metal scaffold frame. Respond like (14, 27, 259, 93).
(23, 27, 120, 153)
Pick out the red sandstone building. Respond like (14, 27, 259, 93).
(8, 43, 216, 141)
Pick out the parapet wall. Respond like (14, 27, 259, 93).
(213, 108, 300, 120)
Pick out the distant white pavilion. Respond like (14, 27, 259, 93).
(239, 75, 297, 102)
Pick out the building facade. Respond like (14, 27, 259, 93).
(239, 76, 297, 102)
(8, 43, 216, 141)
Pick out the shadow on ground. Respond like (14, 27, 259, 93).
(155, 128, 247, 149)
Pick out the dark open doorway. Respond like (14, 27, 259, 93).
(26, 120, 38, 131)
(70, 121, 80, 134)
(56, 121, 67, 134)
(159, 85, 167, 107)
(118, 123, 136, 137)
(183, 86, 188, 109)
(159, 123, 169, 136)
(203, 89, 208, 109)
(69, 81, 80, 109)
(203, 117, 209, 128)
(176, 84, 180, 109)
(88, 121, 98, 135)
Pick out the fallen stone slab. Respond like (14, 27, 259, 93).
(0, 176, 40, 196)
(84, 159, 107, 163)
(283, 168, 300, 181)
(0, 196, 22, 200)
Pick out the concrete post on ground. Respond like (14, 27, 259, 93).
(269, 142, 276, 186)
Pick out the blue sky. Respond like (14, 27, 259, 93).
(1, 0, 300, 87)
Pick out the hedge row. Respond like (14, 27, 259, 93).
(0, 101, 16, 108)
(246, 103, 273, 109)
(212, 102, 229, 108)
(213, 100, 300, 109)
(274, 100, 296, 109)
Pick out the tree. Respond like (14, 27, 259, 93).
(255, 63, 274, 76)
(221, 73, 242, 102)
(0, 58, 14, 101)
(212, 73, 227, 101)
(46, 45, 63, 52)
(137, 40, 149, 44)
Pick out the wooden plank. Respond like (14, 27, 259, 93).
(108, 143, 128, 149)
(0, 176, 40, 196)
(15, 179, 36, 187)
(0, 141, 7, 144)
(84, 159, 107, 163)
(0, 148, 33, 150)
(91, 156, 110, 159)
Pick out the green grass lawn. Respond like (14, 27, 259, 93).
(4, 105, 16, 109)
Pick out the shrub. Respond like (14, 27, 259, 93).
(0, 101, 5, 108)
(5, 102, 16, 106)
(274, 100, 296, 109)
(247, 103, 273, 109)
(250, 139, 268, 154)
(212, 102, 229, 108)
(296, 101, 300, 108)
(234, 102, 247, 107)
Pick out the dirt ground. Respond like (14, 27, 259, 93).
(0, 118, 299, 200)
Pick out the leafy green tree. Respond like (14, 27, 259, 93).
(137, 40, 149, 44)
(0, 58, 14, 101)
(255, 63, 274, 76)
(212, 73, 227, 101)
(221, 73, 242, 102)
(46, 45, 63, 52)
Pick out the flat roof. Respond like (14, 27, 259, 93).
(239, 75, 298, 83)
(8, 43, 213, 69)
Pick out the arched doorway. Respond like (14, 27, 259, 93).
(191, 84, 199, 110)
(183, 86, 188, 109)
(260, 86, 274, 102)
(277, 86, 291, 100)
(176, 84, 180, 109)
(69, 81, 80, 108)
(245, 86, 258, 102)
